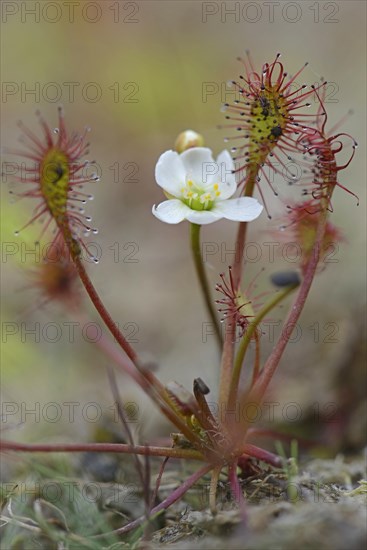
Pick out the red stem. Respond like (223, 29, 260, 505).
(228, 461, 247, 520)
(74, 256, 137, 363)
(241, 443, 283, 468)
(218, 322, 236, 408)
(99, 463, 213, 537)
(250, 208, 328, 403)
(72, 262, 203, 447)
(75, 312, 146, 388)
(0, 439, 204, 461)
(232, 167, 258, 287)
(246, 428, 316, 449)
(219, 169, 258, 408)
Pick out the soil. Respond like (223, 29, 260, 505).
(1, 453, 366, 549)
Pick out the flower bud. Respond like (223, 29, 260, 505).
(271, 271, 301, 288)
(174, 130, 204, 153)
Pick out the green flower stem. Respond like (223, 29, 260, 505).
(190, 223, 223, 349)
(252, 329, 261, 385)
(228, 282, 299, 405)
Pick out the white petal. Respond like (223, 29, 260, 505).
(216, 151, 236, 181)
(155, 150, 186, 197)
(185, 210, 222, 225)
(180, 147, 215, 186)
(216, 179, 237, 200)
(212, 197, 263, 222)
(152, 200, 191, 224)
(214, 150, 237, 198)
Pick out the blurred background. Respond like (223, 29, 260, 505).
(1, 1, 366, 452)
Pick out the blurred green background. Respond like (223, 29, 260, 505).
(1, 1, 366, 447)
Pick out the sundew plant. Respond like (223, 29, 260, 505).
(1, 53, 359, 540)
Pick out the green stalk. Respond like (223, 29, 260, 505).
(228, 283, 299, 405)
(190, 223, 222, 349)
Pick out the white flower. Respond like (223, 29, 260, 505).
(152, 147, 263, 225)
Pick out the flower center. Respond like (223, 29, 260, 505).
(180, 179, 221, 211)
